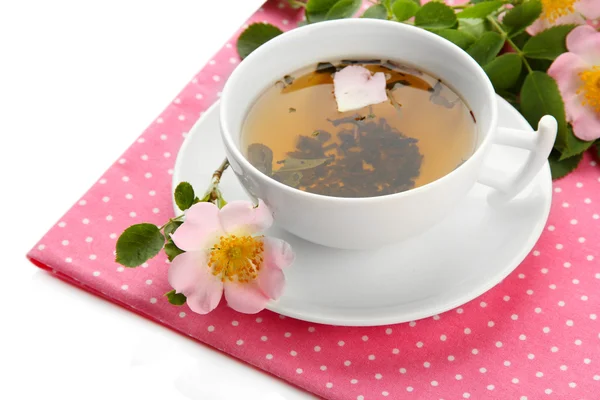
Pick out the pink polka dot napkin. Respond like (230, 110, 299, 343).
(27, 1, 600, 399)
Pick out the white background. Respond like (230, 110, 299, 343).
(0, 1, 314, 399)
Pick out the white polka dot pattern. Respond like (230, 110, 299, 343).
(25, 2, 600, 399)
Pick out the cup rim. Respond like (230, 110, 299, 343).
(220, 18, 498, 203)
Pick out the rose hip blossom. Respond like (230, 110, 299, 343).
(527, 0, 600, 36)
(169, 200, 294, 314)
(548, 25, 600, 141)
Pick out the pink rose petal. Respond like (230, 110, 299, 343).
(168, 250, 224, 314)
(566, 25, 600, 65)
(575, 0, 600, 20)
(548, 53, 588, 102)
(333, 65, 387, 112)
(218, 200, 273, 235)
(171, 202, 223, 252)
(168, 250, 206, 293)
(256, 265, 286, 300)
(527, 12, 585, 35)
(186, 283, 224, 314)
(570, 100, 600, 140)
(263, 237, 295, 270)
(224, 281, 270, 314)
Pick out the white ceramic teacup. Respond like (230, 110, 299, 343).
(220, 19, 556, 250)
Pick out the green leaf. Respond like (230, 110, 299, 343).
(164, 239, 185, 262)
(522, 24, 576, 60)
(325, 0, 361, 20)
(386, 0, 422, 6)
(115, 224, 165, 268)
(528, 58, 553, 72)
(458, 18, 489, 39)
(483, 53, 522, 89)
(549, 150, 582, 180)
(306, 0, 340, 22)
(216, 197, 228, 209)
(237, 23, 283, 59)
(520, 71, 567, 148)
(165, 290, 187, 306)
(502, 0, 542, 36)
(466, 31, 505, 66)
(174, 182, 195, 211)
(557, 125, 594, 160)
(392, 0, 420, 22)
(361, 4, 388, 19)
(511, 31, 531, 49)
(434, 29, 476, 50)
(457, 1, 504, 19)
(414, 2, 456, 29)
(163, 220, 183, 238)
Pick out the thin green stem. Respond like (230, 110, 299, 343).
(486, 15, 533, 73)
(212, 158, 230, 185)
(159, 215, 184, 230)
(196, 158, 231, 208)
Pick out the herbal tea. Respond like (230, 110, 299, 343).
(241, 59, 477, 198)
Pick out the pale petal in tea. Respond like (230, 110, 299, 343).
(333, 65, 388, 112)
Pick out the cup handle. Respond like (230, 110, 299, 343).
(478, 115, 557, 206)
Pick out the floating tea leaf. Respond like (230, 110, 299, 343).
(283, 75, 294, 85)
(276, 157, 331, 172)
(384, 60, 423, 75)
(430, 80, 442, 95)
(283, 171, 303, 187)
(315, 62, 337, 74)
(273, 171, 303, 188)
(280, 72, 333, 93)
(275, 75, 295, 89)
(387, 89, 403, 118)
(341, 59, 382, 65)
(314, 130, 332, 142)
(429, 80, 459, 108)
(430, 95, 459, 108)
(327, 114, 363, 127)
(247, 143, 273, 176)
(386, 79, 411, 90)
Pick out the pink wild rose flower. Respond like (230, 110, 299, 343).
(528, 0, 600, 35)
(548, 25, 600, 141)
(169, 200, 294, 314)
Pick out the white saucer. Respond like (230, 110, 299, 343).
(173, 96, 552, 326)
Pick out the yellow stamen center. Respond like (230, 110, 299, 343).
(208, 235, 264, 283)
(541, 0, 577, 23)
(577, 66, 600, 113)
